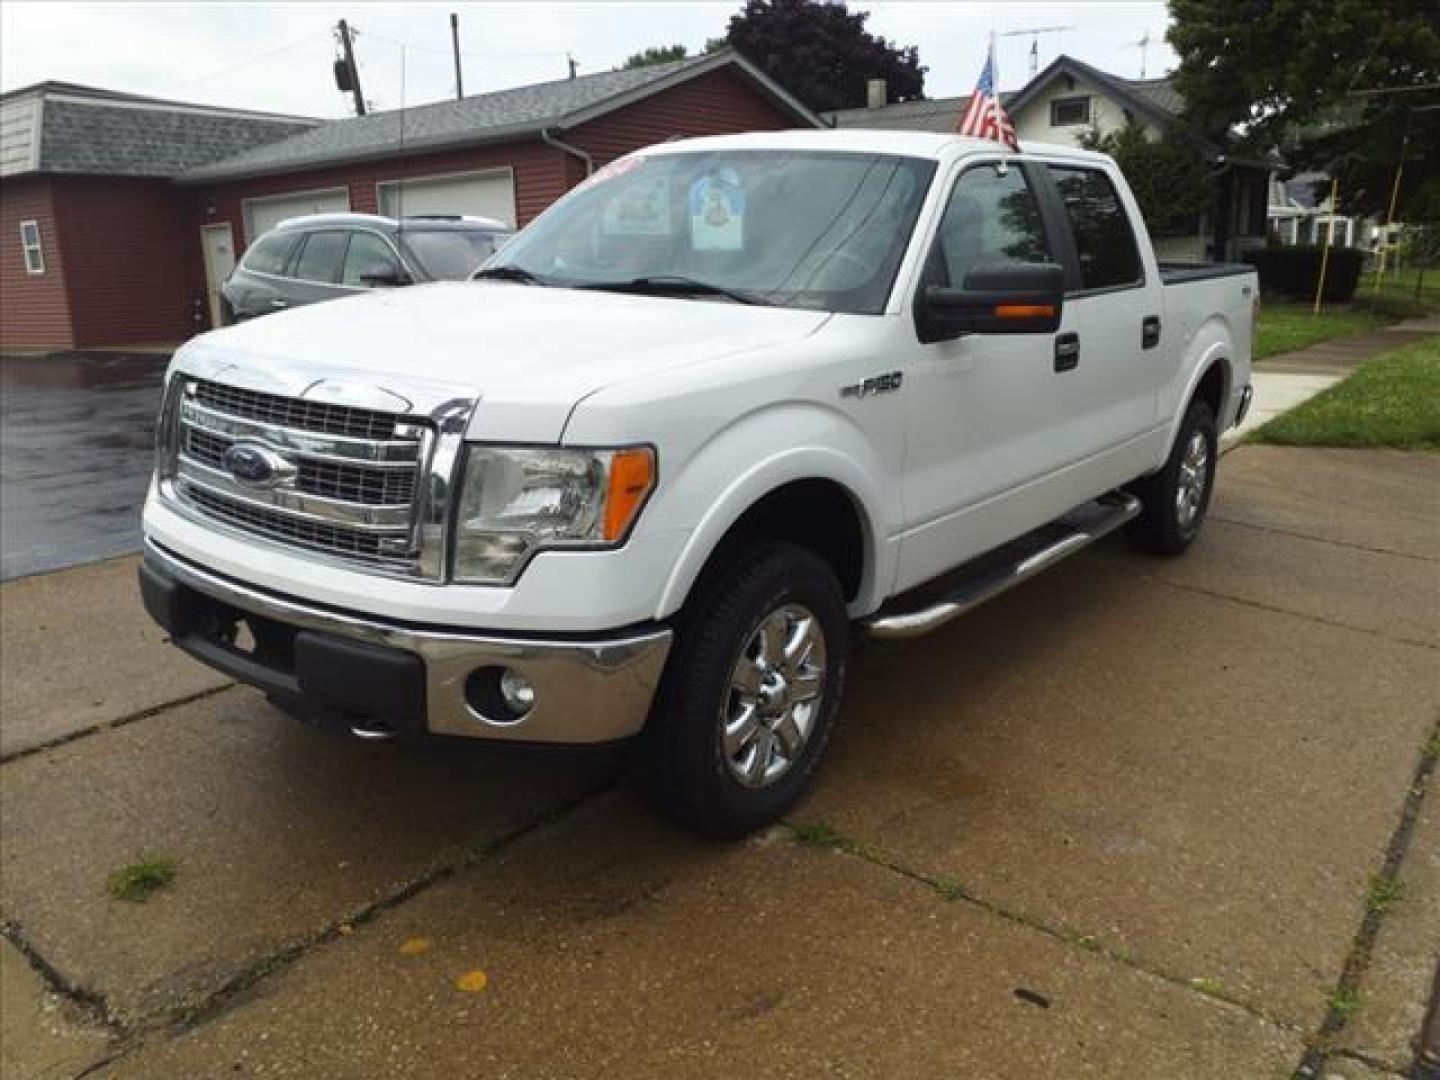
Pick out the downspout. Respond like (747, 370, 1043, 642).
(541, 128, 594, 179)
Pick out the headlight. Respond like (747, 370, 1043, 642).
(453, 445, 656, 584)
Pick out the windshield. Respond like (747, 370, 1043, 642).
(401, 229, 510, 280)
(485, 150, 936, 313)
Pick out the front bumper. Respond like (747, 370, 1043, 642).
(139, 540, 672, 744)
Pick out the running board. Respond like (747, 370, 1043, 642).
(864, 492, 1142, 640)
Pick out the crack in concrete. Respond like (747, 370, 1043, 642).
(142, 774, 617, 1041)
(0, 684, 236, 767)
(1140, 574, 1439, 652)
(783, 821, 1303, 1035)
(1291, 715, 1440, 1080)
(1209, 515, 1440, 565)
(1328, 1046, 1411, 1078)
(0, 918, 126, 1041)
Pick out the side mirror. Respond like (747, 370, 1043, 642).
(361, 269, 412, 288)
(915, 262, 1065, 344)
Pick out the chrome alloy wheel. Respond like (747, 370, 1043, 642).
(721, 603, 827, 788)
(1175, 430, 1210, 531)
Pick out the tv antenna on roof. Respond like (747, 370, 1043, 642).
(1000, 25, 1074, 79)
(1128, 31, 1154, 79)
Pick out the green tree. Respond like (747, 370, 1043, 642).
(1167, 0, 1440, 215)
(720, 0, 926, 113)
(619, 45, 691, 70)
(1081, 122, 1212, 237)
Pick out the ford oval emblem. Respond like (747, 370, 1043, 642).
(223, 442, 292, 488)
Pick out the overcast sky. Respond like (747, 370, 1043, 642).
(1, 2, 1179, 119)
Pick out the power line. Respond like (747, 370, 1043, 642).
(151, 30, 327, 95)
(354, 27, 567, 62)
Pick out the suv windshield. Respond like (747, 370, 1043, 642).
(485, 150, 936, 313)
(401, 229, 510, 281)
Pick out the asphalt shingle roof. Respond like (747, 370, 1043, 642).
(825, 94, 1015, 132)
(37, 98, 315, 178)
(182, 52, 770, 183)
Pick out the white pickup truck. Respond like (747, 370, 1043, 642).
(140, 130, 1255, 836)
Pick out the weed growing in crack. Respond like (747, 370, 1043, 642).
(789, 822, 851, 850)
(107, 855, 176, 902)
(1189, 977, 1226, 999)
(1326, 986, 1360, 1018)
(1365, 873, 1404, 915)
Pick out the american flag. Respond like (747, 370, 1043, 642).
(957, 44, 1019, 151)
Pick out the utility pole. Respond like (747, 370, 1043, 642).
(336, 19, 366, 116)
(450, 13, 464, 100)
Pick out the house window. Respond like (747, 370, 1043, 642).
(19, 220, 44, 274)
(1050, 96, 1091, 127)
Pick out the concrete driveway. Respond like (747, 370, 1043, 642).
(2, 445, 1436, 1079)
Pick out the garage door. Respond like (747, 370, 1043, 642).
(378, 170, 516, 227)
(242, 188, 350, 242)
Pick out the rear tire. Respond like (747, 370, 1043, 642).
(639, 542, 848, 838)
(1127, 398, 1217, 555)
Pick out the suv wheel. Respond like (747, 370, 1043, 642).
(640, 542, 848, 837)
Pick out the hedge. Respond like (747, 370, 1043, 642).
(1243, 246, 1364, 302)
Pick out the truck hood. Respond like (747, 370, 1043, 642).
(176, 282, 832, 442)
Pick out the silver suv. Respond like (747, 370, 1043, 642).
(221, 212, 512, 322)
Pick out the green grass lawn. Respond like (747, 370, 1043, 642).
(1254, 302, 1392, 360)
(1251, 335, 1440, 450)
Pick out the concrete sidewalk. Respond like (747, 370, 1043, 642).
(1227, 317, 1438, 448)
(2, 446, 1437, 1080)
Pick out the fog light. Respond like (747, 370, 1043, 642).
(499, 669, 535, 715)
(464, 666, 535, 726)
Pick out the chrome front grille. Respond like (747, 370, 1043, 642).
(162, 376, 454, 576)
(193, 380, 402, 440)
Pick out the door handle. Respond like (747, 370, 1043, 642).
(269, 298, 289, 309)
(1054, 332, 1080, 373)
(1142, 316, 1161, 349)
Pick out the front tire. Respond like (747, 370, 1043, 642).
(1127, 398, 1217, 554)
(640, 542, 848, 838)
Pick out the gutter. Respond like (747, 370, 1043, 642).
(541, 128, 593, 177)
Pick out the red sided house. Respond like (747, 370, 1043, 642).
(1, 51, 820, 352)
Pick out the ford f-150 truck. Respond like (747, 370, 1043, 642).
(140, 130, 1256, 836)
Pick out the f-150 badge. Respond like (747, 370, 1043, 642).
(840, 371, 903, 399)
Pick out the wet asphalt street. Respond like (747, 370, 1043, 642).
(1, 353, 169, 580)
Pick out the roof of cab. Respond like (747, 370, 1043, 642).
(632, 127, 1113, 164)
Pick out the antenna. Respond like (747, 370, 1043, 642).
(396, 45, 407, 234)
(1127, 31, 1153, 78)
(999, 25, 1075, 78)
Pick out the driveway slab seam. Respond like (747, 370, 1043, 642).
(784, 821, 1304, 1036)
(1208, 514, 1440, 565)
(0, 684, 236, 766)
(1139, 573, 1440, 653)
(149, 774, 618, 1039)
(0, 919, 126, 1039)
(1293, 716, 1440, 1080)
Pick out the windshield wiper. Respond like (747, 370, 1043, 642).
(474, 264, 549, 286)
(574, 275, 767, 306)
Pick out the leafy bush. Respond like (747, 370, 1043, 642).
(1244, 246, 1364, 302)
(1081, 122, 1211, 237)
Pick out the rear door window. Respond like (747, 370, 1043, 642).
(341, 232, 402, 286)
(291, 231, 349, 284)
(1047, 166, 1143, 291)
(243, 231, 301, 277)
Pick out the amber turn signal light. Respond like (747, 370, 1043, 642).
(602, 447, 656, 542)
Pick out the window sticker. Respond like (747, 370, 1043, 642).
(689, 168, 746, 251)
(601, 173, 672, 237)
(585, 153, 641, 188)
